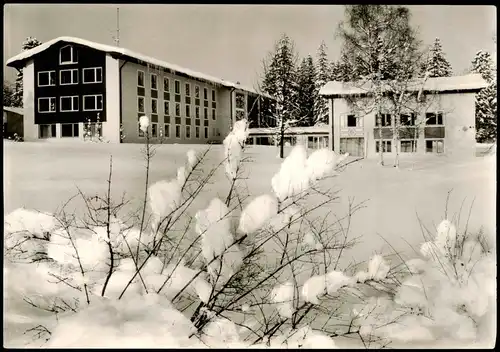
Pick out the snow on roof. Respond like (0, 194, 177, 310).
(319, 74, 488, 97)
(249, 126, 330, 135)
(6, 36, 273, 99)
(3, 106, 24, 115)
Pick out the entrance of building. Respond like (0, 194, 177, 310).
(340, 137, 364, 157)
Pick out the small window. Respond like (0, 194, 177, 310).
(195, 107, 200, 119)
(61, 123, 79, 137)
(400, 113, 416, 126)
(83, 67, 102, 84)
(175, 103, 181, 117)
(212, 109, 216, 120)
(376, 113, 391, 127)
(195, 126, 200, 138)
(376, 140, 392, 153)
(426, 112, 444, 126)
(175, 80, 181, 94)
(175, 117, 181, 125)
(164, 101, 170, 116)
(165, 116, 171, 124)
(38, 71, 56, 87)
(401, 140, 417, 153)
(185, 118, 191, 126)
(151, 123, 158, 138)
(186, 125, 191, 139)
(236, 93, 245, 109)
(151, 74, 158, 90)
(39, 124, 57, 138)
(138, 97, 145, 113)
(151, 99, 158, 114)
(204, 87, 208, 100)
(60, 69, 79, 85)
(426, 139, 444, 153)
(60, 45, 77, 64)
(204, 107, 208, 119)
(195, 86, 200, 98)
(60, 96, 79, 112)
(175, 125, 181, 138)
(186, 105, 191, 117)
(185, 83, 191, 97)
(347, 114, 357, 127)
(138, 71, 145, 87)
(138, 124, 145, 138)
(83, 95, 103, 111)
(211, 89, 216, 101)
(204, 127, 209, 139)
(38, 97, 56, 113)
(164, 77, 170, 92)
(164, 124, 170, 138)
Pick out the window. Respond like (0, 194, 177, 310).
(83, 95, 103, 111)
(347, 114, 357, 127)
(236, 93, 245, 109)
(138, 97, 145, 113)
(175, 117, 181, 125)
(151, 99, 158, 114)
(138, 124, 145, 138)
(212, 89, 216, 101)
(60, 45, 78, 64)
(60, 96, 79, 112)
(400, 113, 416, 126)
(195, 119, 200, 126)
(152, 123, 158, 138)
(236, 110, 245, 120)
(204, 127, 209, 139)
(204, 87, 208, 100)
(61, 123, 79, 137)
(195, 126, 200, 138)
(204, 120, 209, 127)
(175, 80, 181, 94)
(39, 124, 57, 138)
(82, 67, 102, 84)
(426, 139, 444, 153)
(164, 124, 170, 138)
(186, 105, 191, 117)
(151, 74, 158, 90)
(186, 125, 191, 139)
(185, 83, 191, 97)
(38, 97, 56, 113)
(60, 69, 79, 85)
(164, 77, 170, 92)
(426, 112, 444, 126)
(375, 140, 392, 153)
(175, 103, 181, 116)
(38, 71, 56, 87)
(175, 125, 181, 138)
(204, 107, 208, 119)
(138, 71, 145, 87)
(195, 107, 200, 119)
(401, 140, 417, 153)
(195, 86, 200, 98)
(185, 118, 191, 126)
(164, 101, 170, 116)
(376, 113, 391, 127)
(212, 109, 216, 120)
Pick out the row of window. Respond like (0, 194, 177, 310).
(137, 71, 216, 101)
(139, 123, 218, 140)
(375, 139, 444, 153)
(344, 112, 445, 128)
(137, 97, 216, 120)
(38, 95, 103, 113)
(38, 123, 79, 138)
(38, 67, 102, 87)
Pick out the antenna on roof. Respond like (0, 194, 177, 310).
(112, 7, 120, 47)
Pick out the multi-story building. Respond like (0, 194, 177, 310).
(6, 36, 273, 143)
(319, 74, 488, 157)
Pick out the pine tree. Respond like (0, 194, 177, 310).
(420, 37, 453, 77)
(3, 82, 15, 107)
(296, 55, 317, 126)
(261, 33, 300, 158)
(471, 50, 497, 142)
(12, 37, 42, 107)
(314, 41, 331, 125)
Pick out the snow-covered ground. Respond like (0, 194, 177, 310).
(3, 140, 496, 347)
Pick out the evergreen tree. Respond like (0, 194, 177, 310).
(3, 82, 15, 107)
(261, 33, 300, 158)
(12, 37, 42, 107)
(420, 37, 453, 77)
(471, 50, 497, 142)
(296, 55, 317, 126)
(314, 41, 331, 124)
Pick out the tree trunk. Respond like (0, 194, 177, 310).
(280, 120, 285, 159)
(377, 113, 384, 166)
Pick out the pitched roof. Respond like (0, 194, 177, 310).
(6, 36, 273, 99)
(3, 106, 24, 115)
(319, 74, 488, 98)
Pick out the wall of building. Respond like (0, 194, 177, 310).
(330, 92, 477, 158)
(102, 54, 120, 143)
(23, 60, 37, 141)
(120, 60, 230, 144)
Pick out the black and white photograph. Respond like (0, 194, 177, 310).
(3, 4, 496, 348)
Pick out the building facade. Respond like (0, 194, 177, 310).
(6, 37, 273, 144)
(319, 75, 488, 158)
(247, 126, 330, 150)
